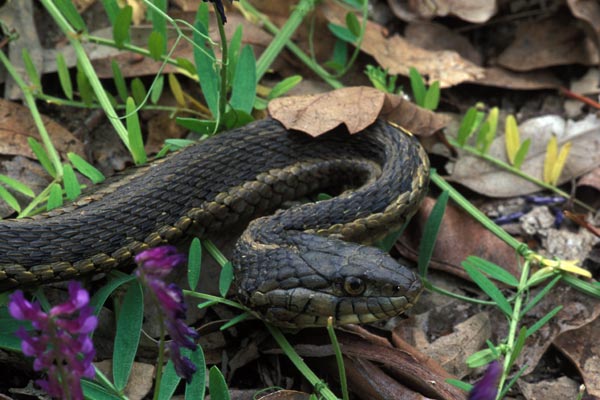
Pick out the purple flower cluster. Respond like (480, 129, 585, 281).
(469, 361, 502, 400)
(135, 246, 199, 382)
(8, 282, 97, 400)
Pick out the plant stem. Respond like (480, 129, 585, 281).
(213, 4, 229, 122)
(239, 0, 343, 89)
(448, 138, 594, 213)
(41, 0, 132, 153)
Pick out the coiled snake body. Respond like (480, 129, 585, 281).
(0, 118, 429, 328)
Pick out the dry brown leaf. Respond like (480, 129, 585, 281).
(554, 316, 600, 397)
(257, 391, 311, 400)
(397, 197, 521, 280)
(387, 0, 497, 23)
(0, 99, 84, 159)
(473, 67, 562, 90)
(567, 0, 600, 55)
(518, 376, 580, 400)
(497, 16, 600, 71)
(447, 114, 600, 197)
(268, 87, 449, 137)
(320, 2, 484, 88)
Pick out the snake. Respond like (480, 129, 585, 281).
(0, 118, 429, 328)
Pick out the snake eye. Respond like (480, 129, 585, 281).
(343, 276, 366, 296)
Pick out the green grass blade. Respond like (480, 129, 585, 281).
(62, 163, 81, 200)
(56, 53, 73, 100)
(28, 137, 56, 178)
(68, 152, 105, 183)
(188, 238, 202, 290)
(125, 97, 147, 165)
(0, 186, 20, 213)
(418, 190, 448, 277)
(0, 175, 34, 197)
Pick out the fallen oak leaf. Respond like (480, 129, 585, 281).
(268, 86, 449, 137)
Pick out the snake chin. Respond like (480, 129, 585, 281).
(233, 232, 422, 329)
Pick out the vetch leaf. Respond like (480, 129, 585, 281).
(268, 75, 302, 100)
(457, 107, 478, 146)
(543, 136, 558, 184)
(463, 263, 513, 316)
(169, 73, 186, 107)
(101, 0, 120, 24)
(418, 190, 448, 278)
(219, 261, 234, 297)
(525, 305, 562, 337)
(188, 238, 202, 291)
(158, 360, 181, 400)
(28, 138, 56, 178)
(54, 0, 86, 31)
(176, 118, 217, 135)
(131, 78, 147, 106)
(409, 67, 426, 107)
(150, 75, 164, 104)
(113, 280, 144, 391)
(56, 53, 73, 100)
(68, 153, 105, 183)
(513, 138, 531, 169)
(209, 366, 230, 400)
(185, 346, 206, 399)
(226, 26, 244, 87)
(193, 15, 219, 118)
(0, 186, 20, 213)
(46, 183, 63, 211)
(113, 5, 133, 48)
(327, 23, 357, 43)
(550, 141, 572, 186)
(0, 175, 34, 197)
(90, 274, 136, 314)
(112, 61, 128, 102)
(63, 163, 81, 200)
(22, 49, 41, 91)
(81, 380, 122, 400)
(463, 256, 519, 287)
(76, 61, 94, 106)
(125, 97, 147, 165)
(508, 327, 527, 368)
(148, 31, 166, 61)
(345, 12, 361, 37)
(229, 46, 256, 114)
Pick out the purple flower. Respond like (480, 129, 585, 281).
(8, 282, 97, 400)
(469, 361, 502, 400)
(203, 0, 238, 24)
(135, 246, 199, 382)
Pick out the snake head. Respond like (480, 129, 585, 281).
(233, 233, 422, 329)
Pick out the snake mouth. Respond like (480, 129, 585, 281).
(252, 288, 420, 328)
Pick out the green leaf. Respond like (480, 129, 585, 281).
(113, 281, 144, 390)
(526, 305, 562, 337)
(504, 114, 520, 165)
(345, 12, 361, 37)
(457, 107, 478, 146)
(113, 5, 133, 48)
(562, 274, 600, 297)
(0, 186, 20, 213)
(149, 0, 167, 52)
(463, 256, 519, 287)
(90, 273, 136, 314)
(508, 327, 527, 368)
(28, 137, 56, 178)
(112, 61, 128, 103)
(463, 263, 513, 316)
(176, 57, 197, 76)
(268, 75, 302, 100)
(423, 81, 440, 110)
(521, 275, 560, 317)
(176, 117, 217, 135)
(327, 23, 357, 43)
(513, 138, 531, 170)
(56, 53, 73, 100)
(193, 16, 220, 118)
(100, 0, 120, 24)
(54, 0, 86, 31)
(62, 163, 81, 200)
(227, 26, 244, 87)
(219, 261, 234, 297)
(81, 380, 123, 400)
(446, 379, 472, 392)
(76, 61, 94, 106)
(223, 109, 254, 130)
(188, 238, 202, 291)
(0, 175, 34, 197)
(47, 183, 63, 211)
(409, 67, 426, 107)
(150, 75, 164, 104)
(209, 366, 230, 400)
(418, 191, 448, 278)
(325, 39, 348, 72)
(220, 312, 251, 330)
(158, 360, 181, 400)
(466, 348, 497, 368)
(22, 49, 41, 91)
(477, 107, 498, 154)
(148, 31, 166, 61)
(131, 78, 147, 106)
(229, 46, 256, 114)
(125, 97, 147, 165)
(68, 153, 105, 184)
(185, 346, 206, 400)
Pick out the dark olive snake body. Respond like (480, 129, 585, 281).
(0, 118, 429, 328)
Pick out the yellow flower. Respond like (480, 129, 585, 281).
(530, 254, 592, 278)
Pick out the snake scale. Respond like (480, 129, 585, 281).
(0, 118, 429, 328)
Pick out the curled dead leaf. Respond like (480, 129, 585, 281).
(268, 86, 449, 137)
